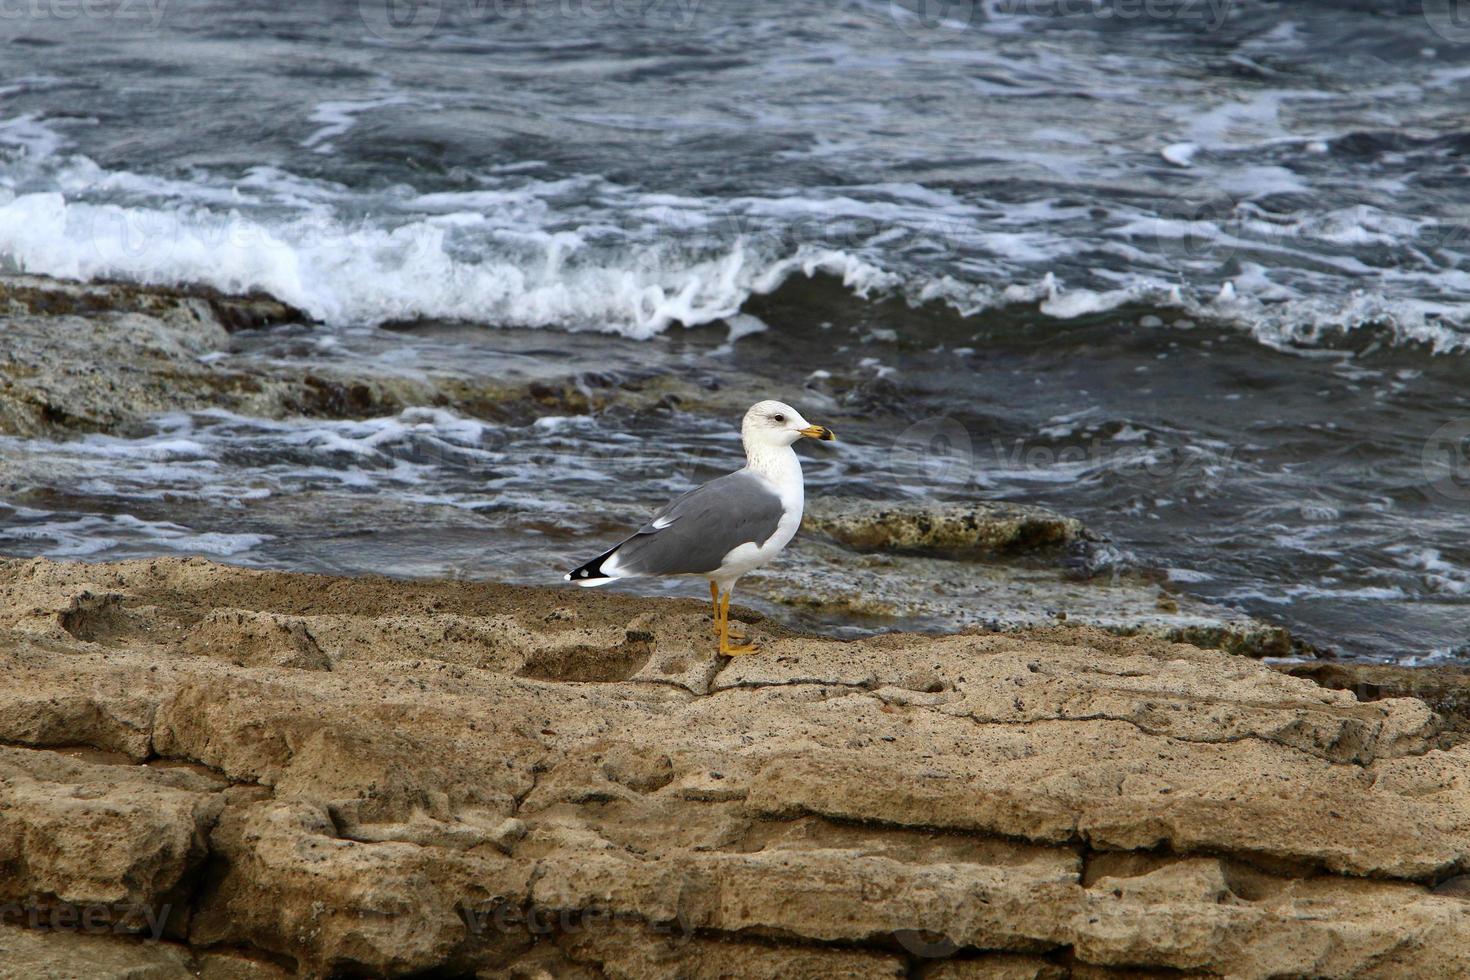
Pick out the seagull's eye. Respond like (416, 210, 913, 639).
(772, 414, 786, 423)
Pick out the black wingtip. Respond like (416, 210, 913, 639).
(566, 548, 615, 583)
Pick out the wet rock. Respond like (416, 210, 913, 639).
(786, 498, 1298, 658)
(0, 274, 304, 333)
(0, 556, 1466, 976)
(750, 538, 1295, 659)
(803, 499, 1084, 559)
(0, 309, 296, 438)
(0, 273, 732, 438)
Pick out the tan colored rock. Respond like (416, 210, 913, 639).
(0, 747, 223, 934)
(555, 920, 908, 979)
(529, 826, 1077, 950)
(180, 609, 331, 671)
(0, 922, 196, 980)
(197, 951, 295, 980)
(1075, 858, 1470, 977)
(189, 798, 533, 976)
(0, 556, 1467, 977)
(718, 629, 1437, 764)
(0, 638, 159, 760)
(0, 922, 291, 980)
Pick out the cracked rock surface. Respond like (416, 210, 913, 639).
(0, 556, 1467, 978)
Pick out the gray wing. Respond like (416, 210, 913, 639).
(609, 469, 786, 576)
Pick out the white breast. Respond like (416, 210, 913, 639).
(712, 445, 804, 588)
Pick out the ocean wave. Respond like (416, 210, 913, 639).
(2, 113, 1468, 352)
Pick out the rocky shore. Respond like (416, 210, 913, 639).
(2, 556, 1469, 978)
(4, 273, 1467, 976)
(0, 273, 1298, 657)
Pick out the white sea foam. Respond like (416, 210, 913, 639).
(1388, 546, 1470, 597)
(0, 510, 268, 558)
(302, 94, 412, 154)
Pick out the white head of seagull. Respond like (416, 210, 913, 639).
(741, 399, 832, 447)
(740, 399, 834, 472)
(562, 398, 835, 657)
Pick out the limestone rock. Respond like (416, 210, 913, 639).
(0, 922, 196, 980)
(0, 556, 1466, 977)
(0, 922, 291, 980)
(0, 746, 225, 935)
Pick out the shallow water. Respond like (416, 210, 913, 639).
(1, 1, 1468, 660)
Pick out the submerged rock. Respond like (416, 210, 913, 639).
(751, 538, 1294, 658)
(0, 556, 1465, 977)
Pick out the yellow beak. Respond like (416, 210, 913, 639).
(799, 424, 836, 442)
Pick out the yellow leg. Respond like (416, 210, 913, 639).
(709, 580, 721, 633)
(718, 587, 757, 656)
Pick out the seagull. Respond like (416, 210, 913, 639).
(565, 399, 835, 656)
